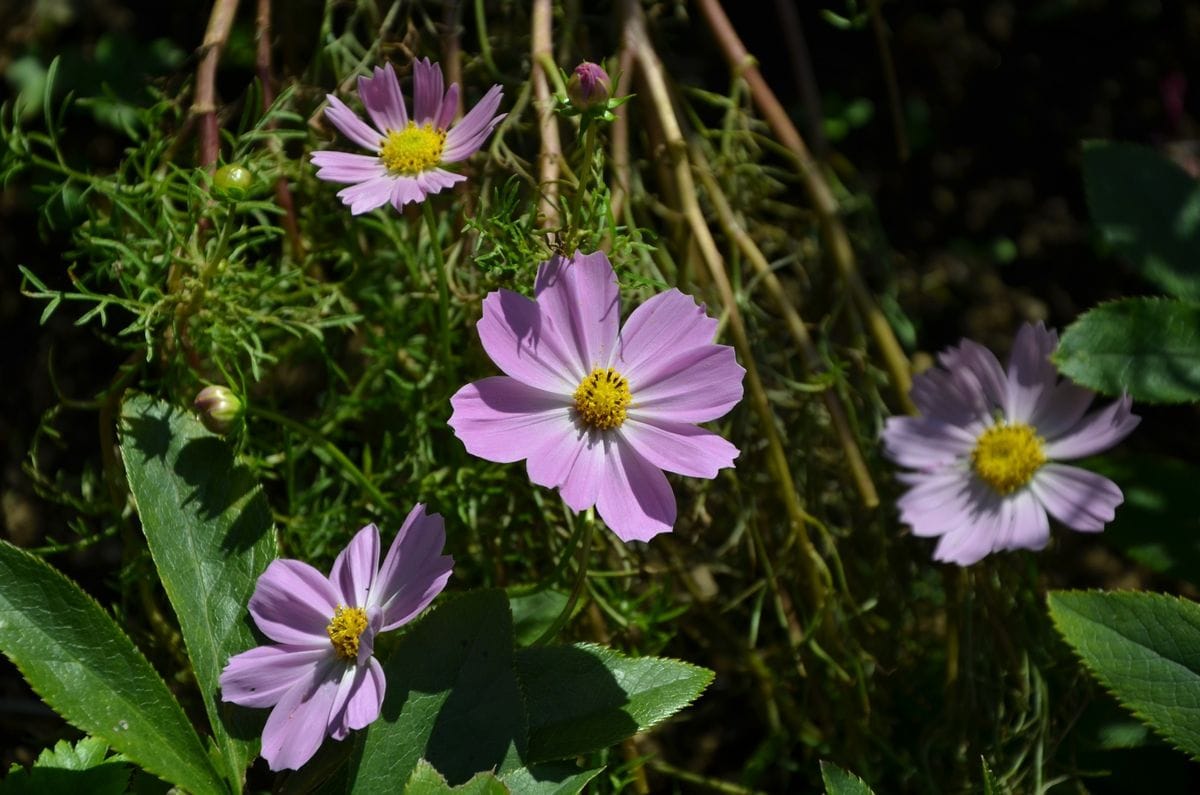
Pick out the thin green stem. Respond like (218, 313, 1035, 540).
(423, 201, 453, 381)
(473, 0, 502, 81)
(534, 508, 596, 645)
(569, 120, 599, 250)
(249, 405, 394, 514)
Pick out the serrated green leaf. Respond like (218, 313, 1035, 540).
(0, 541, 226, 795)
(1088, 454, 1200, 584)
(1082, 140, 1200, 299)
(1055, 298, 1200, 403)
(0, 738, 129, 795)
(348, 590, 527, 791)
(516, 643, 713, 763)
(1048, 590, 1200, 759)
(507, 589, 568, 647)
(404, 760, 509, 795)
(119, 393, 276, 792)
(819, 760, 874, 794)
(499, 762, 603, 795)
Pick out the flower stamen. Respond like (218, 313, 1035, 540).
(971, 422, 1046, 494)
(573, 367, 632, 430)
(379, 123, 446, 174)
(326, 605, 368, 661)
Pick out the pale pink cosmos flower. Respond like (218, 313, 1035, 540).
(449, 251, 744, 542)
(219, 505, 453, 771)
(882, 322, 1140, 566)
(311, 59, 504, 213)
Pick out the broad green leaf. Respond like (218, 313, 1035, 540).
(0, 738, 128, 795)
(348, 590, 527, 790)
(119, 393, 276, 792)
(0, 541, 226, 795)
(1055, 298, 1200, 403)
(819, 760, 874, 794)
(1048, 590, 1200, 758)
(1088, 454, 1200, 584)
(516, 643, 713, 762)
(500, 762, 603, 795)
(507, 589, 568, 647)
(1082, 140, 1200, 299)
(404, 760, 508, 795)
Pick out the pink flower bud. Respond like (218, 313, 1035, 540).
(567, 61, 611, 111)
(194, 385, 244, 435)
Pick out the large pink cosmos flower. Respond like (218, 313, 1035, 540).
(219, 505, 453, 771)
(311, 59, 504, 214)
(881, 322, 1140, 566)
(449, 251, 744, 542)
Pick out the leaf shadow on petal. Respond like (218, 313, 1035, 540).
(496, 289, 548, 363)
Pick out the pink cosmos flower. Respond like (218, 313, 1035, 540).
(448, 251, 744, 542)
(882, 322, 1140, 566)
(219, 505, 453, 771)
(311, 59, 504, 214)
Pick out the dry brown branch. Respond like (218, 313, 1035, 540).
(442, 0, 464, 118)
(772, 0, 827, 157)
(256, 0, 304, 259)
(610, 18, 637, 224)
(623, 0, 830, 616)
(691, 141, 879, 509)
(869, 0, 909, 162)
(531, 0, 561, 228)
(194, 0, 240, 170)
(694, 0, 916, 414)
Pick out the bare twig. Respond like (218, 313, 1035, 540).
(531, 0, 561, 228)
(610, 18, 636, 223)
(868, 0, 909, 162)
(772, 0, 827, 158)
(442, 0, 464, 118)
(194, 0, 240, 170)
(624, 0, 830, 616)
(691, 141, 879, 509)
(694, 0, 915, 414)
(256, 0, 304, 259)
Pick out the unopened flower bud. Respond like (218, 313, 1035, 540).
(213, 163, 254, 200)
(566, 61, 611, 111)
(194, 385, 243, 435)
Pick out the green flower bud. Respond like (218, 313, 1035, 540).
(194, 385, 244, 435)
(213, 163, 254, 200)
(566, 61, 611, 112)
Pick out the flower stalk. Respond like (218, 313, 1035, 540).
(534, 507, 596, 645)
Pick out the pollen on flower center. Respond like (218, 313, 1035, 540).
(326, 605, 368, 661)
(573, 367, 632, 430)
(971, 422, 1046, 495)
(379, 123, 446, 174)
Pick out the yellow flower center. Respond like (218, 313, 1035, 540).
(326, 605, 369, 661)
(573, 367, 632, 430)
(971, 422, 1046, 495)
(379, 123, 446, 175)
